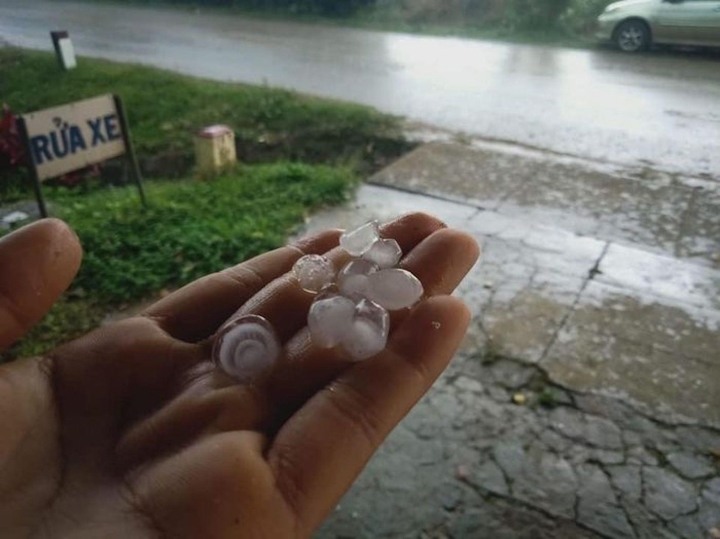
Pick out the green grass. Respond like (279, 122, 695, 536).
(537, 388, 560, 408)
(0, 48, 403, 182)
(2, 162, 358, 361)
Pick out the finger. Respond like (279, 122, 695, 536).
(0, 219, 82, 349)
(116, 370, 268, 469)
(267, 296, 471, 535)
(128, 431, 295, 539)
(264, 228, 479, 422)
(142, 229, 341, 343)
(226, 212, 447, 346)
(122, 214, 452, 458)
(51, 317, 203, 448)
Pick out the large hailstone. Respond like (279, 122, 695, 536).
(308, 295, 355, 348)
(212, 315, 281, 383)
(339, 221, 379, 257)
(309, 293, 390, 361)
(337, 259, 379, 300)
(362, 238, 402, 269)
(341, 299, 390, 361)
(366, 268, 424, 310)
(292, 254, 335, 293)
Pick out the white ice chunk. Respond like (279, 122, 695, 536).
(309, 295, 355, 348)
(292, 254, 335, 293)
(339, 221, 380, 257)
(362, 238, 402, 269)
(341, 299, 390, 361)
(338, 259, 379, 300)
(213, 315, 281, 383)
(309, 296, 353, 347)
(366, 268, 424, 310)
(315, 283, 340, 301)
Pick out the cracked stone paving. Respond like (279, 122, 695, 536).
(304, 141, 720, 539)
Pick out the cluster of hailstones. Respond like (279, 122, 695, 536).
(213, 221, 424, 382)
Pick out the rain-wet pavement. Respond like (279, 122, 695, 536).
(302, 134, 720, 538)
(1, 0, 720, 178)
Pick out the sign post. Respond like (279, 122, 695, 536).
(19, 94, 147, 216)
(113, 95, 147, 207)
(16, 116, 48, 218)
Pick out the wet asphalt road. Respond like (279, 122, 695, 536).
(1, 0, 719, 178)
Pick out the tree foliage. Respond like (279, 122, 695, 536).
(560, 0, 609, 33)
(159, 0, 375, 16)
(503, 0, 573, 29)
(120, 0, 603, 35)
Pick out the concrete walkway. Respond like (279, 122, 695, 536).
(306, 141, 720, 538)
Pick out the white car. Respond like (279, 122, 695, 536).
(596, 0, 720, 52)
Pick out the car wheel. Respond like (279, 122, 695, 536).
(614, 20, 650, 52)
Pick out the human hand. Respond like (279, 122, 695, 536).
(0, 213, 479, 538)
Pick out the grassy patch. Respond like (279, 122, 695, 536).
(537, 388, 560, 408)
(2, 162, 358, 361)
(1, 48, 409, 201)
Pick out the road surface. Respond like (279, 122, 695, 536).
(1, 0, 719, 178)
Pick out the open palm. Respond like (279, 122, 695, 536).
(0, 213, 479, 538)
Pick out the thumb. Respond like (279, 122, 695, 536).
(0, 219, 82, 350)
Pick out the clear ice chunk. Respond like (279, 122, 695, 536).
(315, 283, 340, 301)
(339, 221, 380, 257)
(366, 268, 424, 310)
(338, 259, 379, 300)
(341, 299, 390, 361)
(308, 295, 355, 348)
(292, 254, 335, 294)
(362, 238, 402, 269)
(213, 315, 281, 383)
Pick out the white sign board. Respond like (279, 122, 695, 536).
(22, 94, 126, 181)
(58, 37, 77, 70)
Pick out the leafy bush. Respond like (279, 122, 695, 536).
(118, 0, 375, 16)
(380, 0, 505, 25)
(0, 105, 24, 168)
(503, 0, 572, 30)
(0, 104, 28, 200)
(561, 0, 608, 34)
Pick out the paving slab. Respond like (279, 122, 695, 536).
(677, 186, 720, 268)
(308, 180, 720, 538)
(596, 243, 720, 312)
(542, 279, 720, 424)
(317, 354, 720, 539)
(310, 183, 720, 423)
(371, 141, 720, 268)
